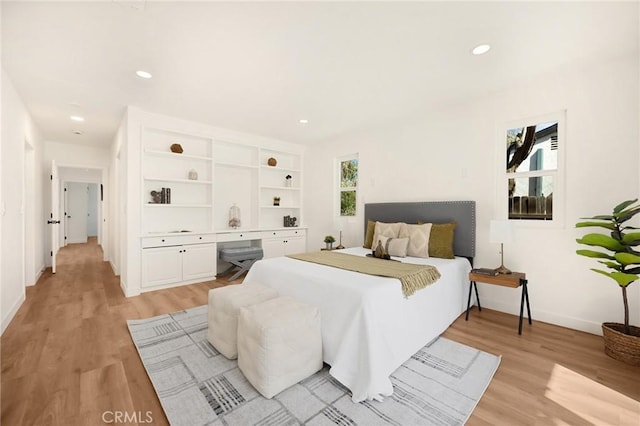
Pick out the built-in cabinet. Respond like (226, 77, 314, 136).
(141, 243, 217, 288)
(137, 121, 305, 293)
(261, 229, 306, 258)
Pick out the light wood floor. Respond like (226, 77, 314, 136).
(1, 239, 638, 425)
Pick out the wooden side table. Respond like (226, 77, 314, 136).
(466, 270, 532, 334)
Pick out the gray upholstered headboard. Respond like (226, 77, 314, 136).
(364, 201, 476, 260)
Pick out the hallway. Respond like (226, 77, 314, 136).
(1, 238, 222, 425)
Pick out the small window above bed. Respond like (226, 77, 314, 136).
(337, 154, 359, 217)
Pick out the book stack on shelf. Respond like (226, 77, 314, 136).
(471, 267, 499, 276)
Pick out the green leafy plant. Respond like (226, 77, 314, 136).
(324, 235, 336, 244)
(576, 199, 640, 335)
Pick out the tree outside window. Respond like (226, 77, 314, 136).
(504, 111, 564, 224)
(339, 155, 358, 216)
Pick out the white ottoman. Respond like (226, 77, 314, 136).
(207, 282, 279, 359)
(237, 296, 323, 399)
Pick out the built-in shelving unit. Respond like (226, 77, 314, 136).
(258, 148, 302, 228)
(136, 118, 305, 294)
(142, 127, 215, 234)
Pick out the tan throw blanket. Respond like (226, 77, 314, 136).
(287, 251, 441, 297)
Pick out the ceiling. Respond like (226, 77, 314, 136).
(2, 1, 638, 148)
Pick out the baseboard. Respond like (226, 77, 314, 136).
(120, 279, 140, 298)
(109, 260, 119, 276)
(27, 265, 46, 287)
(2, 293, 26, 335)
(479, 298, 603, 336)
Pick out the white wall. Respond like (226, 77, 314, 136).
(43, 142, 110, 266)
(304, 55, 640, 335)
(1, 70, 44, 333)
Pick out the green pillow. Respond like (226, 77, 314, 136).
(363, 220, 376, 249)
(428, 222, 457, 259)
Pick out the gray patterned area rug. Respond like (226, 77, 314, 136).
(127, 305, 500, 426)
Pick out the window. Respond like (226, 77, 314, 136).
(338, 154, 358, 216)
(500, 111, 565, 225)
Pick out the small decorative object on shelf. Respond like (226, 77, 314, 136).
(170, 143, 183, 154)
(285, 174, 292, 187)
(229, 203, 241, 228)
(273, 196, 281, 206)
(150, 190, 161, 204)
(283, 215, 297, 227)
(188, 169, 198, 180)
(324, 235, 335, 250)
(267, 157, 277, 167)
(149, 188, 172, 204)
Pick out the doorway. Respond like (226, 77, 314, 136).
(49, 166, 107, 270)
(63, 182, 100, 245)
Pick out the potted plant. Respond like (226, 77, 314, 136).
(324, 235, 336, 250)
(575, 198, 640, 365)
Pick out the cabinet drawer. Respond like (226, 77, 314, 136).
(142, 233, 216, 248)
(262, 229, 306, 239)
(216, 231, 263, 243)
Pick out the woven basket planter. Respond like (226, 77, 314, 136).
(602, 323, 640, 366)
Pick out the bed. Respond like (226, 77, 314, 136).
(243, 201, 476, 402)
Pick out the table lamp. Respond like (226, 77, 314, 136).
(489, 220, 513, 274)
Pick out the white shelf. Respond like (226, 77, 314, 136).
(145, 204, 212, 208)
(260, 185, 300, 190)
(145, 149, 212, 161)
(215, 161, 258, 169)
(261, 165, 301, 173)
(144, 177, 213, 184)
(260, 205, 301, 209)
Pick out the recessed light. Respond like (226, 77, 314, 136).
(70, 115, 85, 122)
(299, 119, 309, 124)
(472, 44, 491, 55)
(73, 130, 82, 135)
(136, 70, 152, 79)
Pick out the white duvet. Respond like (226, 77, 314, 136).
(243, 247, 471, 402)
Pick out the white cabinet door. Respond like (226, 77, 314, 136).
(142, 246, 182, 288)
(284, 236, 306, 255)
(182, 243, 217, 281)
(262, 238, 285, 259)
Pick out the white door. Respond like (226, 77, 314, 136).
(66, 182, 88, 244)
(49, 161, 60, 273)
(182, 243, 217, 281)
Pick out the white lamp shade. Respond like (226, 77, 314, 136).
(489, 220, 513, 244)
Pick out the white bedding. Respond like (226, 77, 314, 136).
(243, 247, 472, 402)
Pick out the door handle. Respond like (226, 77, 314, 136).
(47, 220, 61, 224)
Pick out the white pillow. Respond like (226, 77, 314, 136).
(406, 223, 432, 258)
(378, 236, 409, 257)
(372, 222, 402, 249)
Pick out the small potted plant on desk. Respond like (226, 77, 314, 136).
(324, 235, 336, 250)
(575, 198, 640, 365)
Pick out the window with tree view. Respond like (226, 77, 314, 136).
(339, 156, 358, 216)
(506, 119, 558, 220)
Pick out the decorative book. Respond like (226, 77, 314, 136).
(471, 268, 499, 276)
